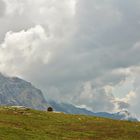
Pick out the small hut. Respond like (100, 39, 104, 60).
(47, 107, 53, 112)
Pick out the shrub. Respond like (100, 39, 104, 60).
(47, 107, 53, 112)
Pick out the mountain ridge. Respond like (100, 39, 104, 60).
(48, 100, 138, 121)
(0, 73, 138, 121)
(0, 73, 47, 110)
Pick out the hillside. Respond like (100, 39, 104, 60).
(0, 106, 139, 140)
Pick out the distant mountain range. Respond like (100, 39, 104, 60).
(48, 100, 138, 121)
(0, 73, 138, 121)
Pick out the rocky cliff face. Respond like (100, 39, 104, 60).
(0, 73, 47, 110)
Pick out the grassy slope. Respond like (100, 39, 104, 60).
(0, 107, 139, 140)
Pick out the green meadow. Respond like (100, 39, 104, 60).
(0, 107, 139, 140)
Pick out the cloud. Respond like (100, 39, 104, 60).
(0, 0, 6, 17)
(0, 0, 140, 115)
(126, 66, 140, 118)
(0, 25, 50, 75)
(114, 91, 136, 112)
(73, 81, 115, 112)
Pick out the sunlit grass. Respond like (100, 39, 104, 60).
(0, 106, 139, 140)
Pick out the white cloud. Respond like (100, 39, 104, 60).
(73, 81, 115, 112)
(0, 25, 50, 75)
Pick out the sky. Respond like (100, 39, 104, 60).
(0, 0, 140, 118)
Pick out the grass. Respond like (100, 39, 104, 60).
(0, 106, 139, 140)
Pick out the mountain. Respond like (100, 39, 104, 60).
(0, 73, 47, 110)
(0, 73, 138, 121)
(48, 100, 138, 121)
